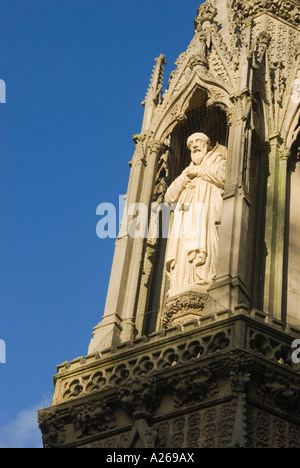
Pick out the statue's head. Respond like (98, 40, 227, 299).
(187, 133, 211, 165)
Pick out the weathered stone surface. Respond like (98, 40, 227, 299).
(39, 0, 300, 448)
(39, 312, 300, 448)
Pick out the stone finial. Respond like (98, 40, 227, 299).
(142, 54, 167, 107)
(194, 1, 217, 31)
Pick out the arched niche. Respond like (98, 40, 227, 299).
(168, 88, 228, 181)
(140, 88, 229, 335)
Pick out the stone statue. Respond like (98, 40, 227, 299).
(164, 133, 227, 297)
(190, 26, 210, 69)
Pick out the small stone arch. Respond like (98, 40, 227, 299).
(153, 75, 231, 145)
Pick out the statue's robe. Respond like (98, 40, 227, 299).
(165, 144, 227, 295)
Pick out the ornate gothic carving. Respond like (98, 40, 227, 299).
(232, 0, 300, 27)
(171, 367, 218, 407)
(119, 377, 159, 416)
(39, 312, 300, 447)
(161, 293, 206, 328)
(190, 26, 210, 71)
(70, 400, 116, 439)
(279, 145, 292, 161)
(247, 328, 299, 369)
(38, 410, 67, 449)
(256, 370, 300, 413)
(194, 1, 218, 30)
(58, 322, 234, 404)
(142, 54, 167, 108)
(253, 31, 271, 68)
(228, 89, 253, 125)
(130, 132, 150, 167)
(226, 351, 254, 393)
(152, 146, 172, 202)
(126, 419, 158, 448)
(147, 139, 166, 156)
(208, 22, 237, 88)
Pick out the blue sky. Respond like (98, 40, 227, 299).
(0, 0, 202, 448)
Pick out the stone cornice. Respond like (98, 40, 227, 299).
(50, 310, 300, 407)
(232, 0, 300, 28)
(39, 310, 300, 447)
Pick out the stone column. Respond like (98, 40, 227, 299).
(263, 135, 290, 320)
(120, 140, 165, 343)
(88, 134, 149, 353)
(209, 89, 253, 310)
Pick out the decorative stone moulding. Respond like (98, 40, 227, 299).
(48, 311, 300, 407)
(232, 0, 300, 27)
(162, 292, 207, 328)
(39, 311, 300, 448)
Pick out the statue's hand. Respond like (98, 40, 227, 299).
(188, 251, 197, 263)
(185, 167, 199, 179)
(195, 251, 206, 267)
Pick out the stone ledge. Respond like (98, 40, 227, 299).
(41, 345, 300, 448)
(55, 310, 300, 377)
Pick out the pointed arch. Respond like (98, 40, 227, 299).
(152, 72, 231, 143)
(140, 78, 230, 335)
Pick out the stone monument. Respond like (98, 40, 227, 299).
(39, 0, 300, 448)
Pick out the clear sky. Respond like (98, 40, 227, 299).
(0, 0, 203, 448)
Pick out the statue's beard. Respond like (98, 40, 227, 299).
(191, 150, 206, 166)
